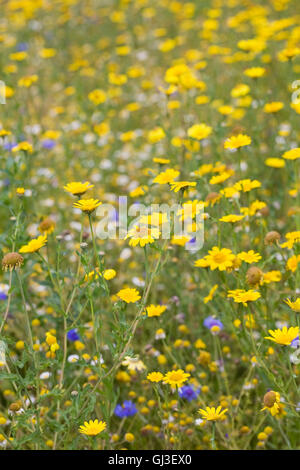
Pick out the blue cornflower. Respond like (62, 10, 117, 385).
(178, 385, 200, 402)
(203, 316, 224, 331)
(67, 329, 80, 342)
(114, 400, 137, 418)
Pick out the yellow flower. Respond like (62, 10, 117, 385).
(261, 391, 281, 416)
(244, 67, 266, 78)
(187, 123, 212, 141)
(198, 406, 228, 421)
(147, 371, 164, 383)
(147, 127, 165, 143)
(263, 102, 284, 113)
(19, 235, 47, 254)
(88, 89, 107, 105)
(79, 419, 106, 436)
(64, 181, 94, 196)
(170, 181, 196, 192)
(284, 298, 300, 313)
(224, 134, 251, 150)
(227, 289, 261, 306)
(117, 288, 141, 303)
(103, 269, 116, 280)
(219, 214, 244, 223)
(265, 326, 299, 346)
(282, 148, 300, 160)
(125, 226, 160, 247)
(163, 369, 190, 388)
(73, 199, 102, 214)
(286, 255, 300, 273)
(265, 158, 285, 168)
(234, 179, 261, 192)
(238, 250, 262, 263)
(12, 141, 33, 153)
(204, 284, 218, 304)
(153, 169, 180, 185)
(205, 247, 235, 271)
(144, 305, 167, 317)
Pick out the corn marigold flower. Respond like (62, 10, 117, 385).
(263, 102, 284, 113)
(284, 298, 300, 313)
(73, 198, 102, 214)
(12, 141, 33, 153)
(261, 391, 281, 416)
(224, 134, 251, 150)
(19, 235, 47, 254)
(238, 250, 262, 263)
(2, 252, 24, 271)
(88, 89, 107, 105)
(163, 369, 190, 388)
(147, 371, 164, 383)
(79, 419, 106, 436)
(265, 326, 299, 346)
(144, 304, 167, 317)
(187, 123, 212, 141)
(244, 67, 266, 78)
(170, 181, 196, 192)
(282, 148, 300, 160)
(219, 214, 244, 223)
(117, 288, 141, 303)
(64, 181, 94, 196)
(227, 289, 261, 306)
(198, 406, 228, 421)
(153, 168, 180, 185)
(202, 246, 235, 271)
(125, 226, 160, 247)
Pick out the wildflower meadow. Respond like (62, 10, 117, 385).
(0, 0, 300, 453)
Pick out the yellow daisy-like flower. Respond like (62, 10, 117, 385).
(79, 419, 106, 436)
(265, 326, 299, 346)
(227, 289, 261, 306)
(73, 199, 102, 214)
(117, 288, 141, 303)
(144, 304, 167, 317)
(19, 235, 47, 254)
(187, 123, 212, 141)
(163, 369, 190, 388)
(88, 89, 107, 105)
(224, 134, 251, 150)
(261, 391, 281, 416)
(238, 250, 262, 263)
(12, 141, 33, 153)
(282, 148, 300, 160)
(125, 225, 160, 247)
(64, 181, 94, 196)
(153, 169, 180, 185)
(205, 247, 235, 271)
(243, 67, 266, 78)
(219, 214, 244, 223)
(198, 406, 228, 421)
(170, 181, 196, 192)
(147, 371, 164, 383)
(284, 298, 300, 313)
(263, 102, 284, 113)
(265, 158, 285, 168)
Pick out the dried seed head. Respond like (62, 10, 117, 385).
(264, 231, 281, 245)
(263, 391, 277, 408)
(39, 217, 55, 234)
(2, 252, 24, 271)
(246, 266, 263, 286)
